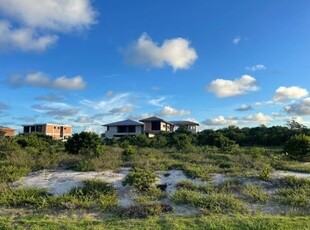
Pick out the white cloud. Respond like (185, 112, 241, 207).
(108, 105, 135, 114)
(233, 36, 241, 45)
(0, 0, 96, 52)
(0, 20, 57, 52)
(203, 116, 238, 126)
(245, 64, 267, 72)
(235, 104, 252, 112)
(157, 106, 190, 117)
(7, 72, 86, 90)
(32, 103, 79, 117)
(80, 93, 133, 110)
(273, 86, 308, 103)
(123, 33, 198, 71)
(206, 75, 259, 98)
(243, 112, 272, 124)
(148, 96, 167, 107)
(284, 97, 310, 116)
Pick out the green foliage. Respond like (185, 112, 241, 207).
(242, 184, 269, 203)
(275, 176, 310, 208)
(0, 165, 30, 183)
(0, 186, 49, 208)
(65, 131, 104, 156)
(284, 134, 310, 160)
(119, 203, 173, 218)
(15, 133, 55, 148)
(172, 189, 249, 214)
(122, 145, 137, 161)
(259, 167, 272, 181)
(122, 167, 157, 192)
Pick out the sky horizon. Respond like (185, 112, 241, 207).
(0, 0, 309, 134)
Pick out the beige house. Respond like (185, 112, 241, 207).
(139, 116, 174, 137)
(170, 121, 199, 133)
(0, 126, 15, 137)
(22, 123, 72, 140)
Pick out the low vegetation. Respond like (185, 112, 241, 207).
(0, 122, 310, 228)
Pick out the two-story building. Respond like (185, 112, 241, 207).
(170, 121, 199, 133)
(0, 126, 15, 137)
(139, 116, 174, 137)
(22, 123, 72, 140)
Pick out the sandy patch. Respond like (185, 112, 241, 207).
(272, 170, 310, 179)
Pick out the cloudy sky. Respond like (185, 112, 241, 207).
(0, 0, 309, 133)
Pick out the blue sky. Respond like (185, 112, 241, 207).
(0, 0, 310, 133)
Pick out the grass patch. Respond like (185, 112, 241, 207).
(171, 189, 249, 214)
(242, 183, 269, 203)
(275, 176, 310, 208)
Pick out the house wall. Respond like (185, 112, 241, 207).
(144, 121, 172, 133)
(105, 125, 143, 139)
(0, 128, 15, 137)
(23, 124, 72, 140)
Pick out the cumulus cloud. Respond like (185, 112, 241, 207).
(245, 64, 267, 72)
(235, 104, 252, 112)
(284, 97, 310, 116)
(206, 75, 259, 98)
(75, 116, 94, 123)
(0, 0, 96, 52)
(203, 116, 238, 126)
(243, 112, 272, 124)
(273, 86, 308, 103)
(123, 33, 198, 71)
(7, 72, 86, 90)
(0, 21, 57, 52)
(157, 106, 190, 117)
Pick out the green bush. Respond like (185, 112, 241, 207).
(65, 132, 104, 156)
(0, 165, 30, 183)
(122, 145, 137, 161)
(284, 134, 310, 160)
(119, 203, 173, 218)
(122, 168, 157, 192)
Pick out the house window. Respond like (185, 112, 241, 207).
(54, 126, 56, 129)
(107, 126, 110, 131)
(128, 126, 136, 133)
(117, 126, 127, 133)
(151, 121, 160, 130)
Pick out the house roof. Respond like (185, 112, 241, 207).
(139, 116, 174, 125)
(0, 126, 15, 130)
(103, 119, 143, 127)
(170, 121, 200, 126)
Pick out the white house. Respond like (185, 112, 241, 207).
(103, 119, 144, 139)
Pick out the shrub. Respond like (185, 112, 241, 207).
(122, 168, 157, 192)
(65, 132, 104, 156)
(122, 145, 137, 161)
(0, 165, 30, 183)
(284, 134, 310, 160)
(259, 167, 272, 181)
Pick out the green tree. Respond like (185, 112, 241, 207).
(65, 131, 103, 156)
(284, 134, 310, 160)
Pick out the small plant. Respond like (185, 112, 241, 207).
(259, 167, 272, 181)
(122, 167, 157, 192)
(122, 145, 137, 161)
